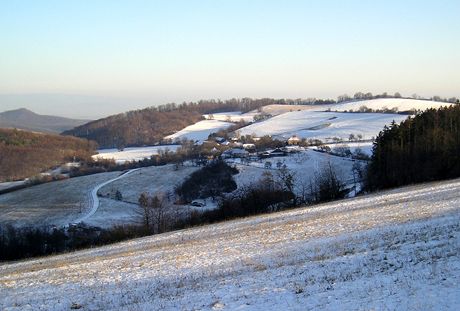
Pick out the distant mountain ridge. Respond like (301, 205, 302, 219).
(0, 108, 90, 133)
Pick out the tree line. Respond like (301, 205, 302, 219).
(0, 224, 147, 261)
(366, 105, 460, 190)
(337, 91, 458, 104)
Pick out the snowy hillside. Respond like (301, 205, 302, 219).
(1, 178, 459, 310)
(239, 111, 407, 141)
(165, 119, 233, 143)
(165, 99, 450, 145)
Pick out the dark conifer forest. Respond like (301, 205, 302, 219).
(366, 105, 460, 190)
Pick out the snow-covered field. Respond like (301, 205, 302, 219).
(93, 145, 181, 164)
(203, 111, 257, 123)
(165, 119, 233, 143)
(98, 164, 198, 204)
(239, 110, 407, 141)
(73, 169, 140, 226)
(1, 178, 459, 310)
(330, 98, 451, 112)
(0, 164, 201, 229)
(89, 164, 201, 228)
(0, 171, 121, 228)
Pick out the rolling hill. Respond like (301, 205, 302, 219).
(0, 128, 96, 182)
(62, 107, 204, 148)
(61, 99, 279, 148)
(226, 98, 452, 142)
(0, 108, 89, 133)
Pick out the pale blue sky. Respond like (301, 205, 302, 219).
(0, 0, 459, 118)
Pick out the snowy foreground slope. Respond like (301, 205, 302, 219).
(1, 179, 460, 310)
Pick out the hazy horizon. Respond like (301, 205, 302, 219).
(1, 0, 459, 118)
(0, 90, 456, 120)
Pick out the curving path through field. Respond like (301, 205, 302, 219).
(72, 168, 140, 224)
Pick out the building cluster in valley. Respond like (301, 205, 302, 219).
(201, 133, 306, 163)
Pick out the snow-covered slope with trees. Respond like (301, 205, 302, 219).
(1, 178, 459, 310)
(165, 98, 451, 144)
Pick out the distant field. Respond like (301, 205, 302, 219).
(203, 111, 257, 122)
(98, 164, 199, 203)
(330, 98, 451, 112)
(91, 164, 201, 227)
(0, 164, 200, 229)
(93, 145, 181, 164)
(239, 110, 407, 141)
(165, 119, 233, 142)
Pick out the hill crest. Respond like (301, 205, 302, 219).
(0, 108, 90, 133)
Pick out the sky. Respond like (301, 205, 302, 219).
(0, 0, 459, 118)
